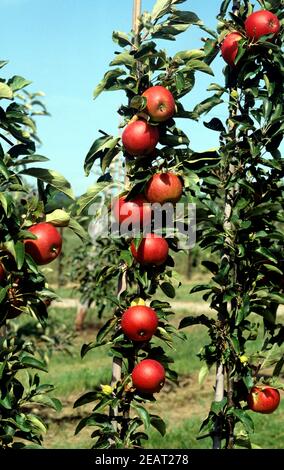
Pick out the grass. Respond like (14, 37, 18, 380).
(11, 254, 284, 449)
(17, 298, 281, 450)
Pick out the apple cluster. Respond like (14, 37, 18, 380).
(113, 86, 185, 394)
(220, 9, 281, 66)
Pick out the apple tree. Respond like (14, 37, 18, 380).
(0, 62, 76, 448)
(74, 0, 219, 448)
(179, 0, 284, 448)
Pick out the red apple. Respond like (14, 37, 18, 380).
(122, 120, 159, 156)
(144, 172, 183, 204)
(132, 359, 165, 394)
(121, 305, 158, 342)
(0, 263, 5, 283)
(247, 386, 280, 414)
(112, 194, 151, 227)
(245, 10, 280, 40)
(142, 85, 175, 122)
(221, 32, 243, 66)
(25, 222, 62, 265)
(131, 233, 169, 266)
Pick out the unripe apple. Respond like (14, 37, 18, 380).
(131, 233, 169, 266)
(144, 172, 183, 204)
(24, 222, 62, 265)
(122, 120, 159, 156)
(112, 194, 151, 227)
(142, 85, 175, 122)
(247, 386, 280, 414)
(245, 10, 280, 41)
(221, 32, 243, 66)
(132, 359, 165, 394)
(121, 305, 158, 342)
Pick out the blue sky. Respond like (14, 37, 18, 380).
(1, 0, 227, 195)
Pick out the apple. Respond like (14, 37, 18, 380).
(122, 120, 159, 156)
(121, 305, 158, 342)
(25, 222, 62, 265)
(247, 386, 280, 414)
(112, 194, 151, 227)
(132, 359, 165, 394)
(142, 85, 175, 122)
(0, 263, 5, 283)
(245, 10, 280, 41)
(131, 233, 169, 266)
(144, 172, 183, 204)
(221, 32, 243, 66)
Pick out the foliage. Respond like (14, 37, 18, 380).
(179, 0, 284, 449)
(0, 62, 74, 447)
(75, 0, 219, 449)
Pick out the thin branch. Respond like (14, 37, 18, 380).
(0, 132, 13, 147)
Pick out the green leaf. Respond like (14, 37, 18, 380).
(160, 282, 175, 298)
(255, 247, 278, 264)
(19, 168, 74, 200)
(15, 241, 25, 270)
(0, 82, 13, 99)
(74, 391, 100, 408)
(84, 135, 120, 176)
(204, 118, 225, 132)
(110, 52, 134, 67)
(21, 356, 48, 372)
(77, 182, 110, 214)
(68, 217, 88, 241)
(149, 415, 166, 436)
(184, 59, 213, 76)
(229, 409, 254, 434)
(179, 314, 212, 329)
(12, 155, 49, 166)
(30, 395, 62, 412)
(193, 95, 223, 116)
(132, 404, 150, 430)
(7, 75, 32, 92)
(151, 0, 172, 21)
(211, 398, 227, 414)
(93, 69, 126, 100)
(96, 318, 116, 344)
(112, 31, 132, 47)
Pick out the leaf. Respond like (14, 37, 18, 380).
(68, 217, 88, 241)
(149, 415, 166, 436)
(20, 356, 48, 372)
(132, 404, 150, 430)
(204, 118, 226, 132)
(96, 318, 116, 344)
(77, 182, 110, 214)
(151, 0, 172, 21)
(193, 95, 223, 116)
(0, 82, 13, 99)
(12, 155, 49, 166)
(211, 398, 227, 414)
(7, 75, 32, 92)
(19, 168, 74, 200)
(112, 31, 132, 47)
(30, 395, 62, 412)
(15, 241, 25, 270)
(160, 282, 175, 298)
(184, 59, 214, 76)
(229, 409, 254, 434)
(199, 363, 210, 385)
(74, 391, 100, 408)
(255, 247, 278, 264)
(110, 52, 134, 67)
(179, 314, 212, 329)
(93, 69, 126, 100)
(84, 135, 120, 176)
